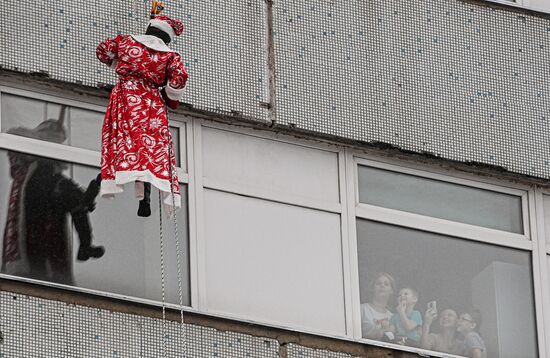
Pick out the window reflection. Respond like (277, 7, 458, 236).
(0, 149, 190, 306)
(357, 220, 537, 358)
(0, 150, 103, 284)
(1, 94, 184, 168)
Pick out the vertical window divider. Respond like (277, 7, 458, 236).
(192, 119, 207, 312)
(344, 150, 362, 339)
(183, 116, 199, 311)
(521, 191, 532, 238)
(338, 149, 353, 336)
(528, 187, 547, 357)
(534, 188, 550, 356)
(0, 89, 4, 133)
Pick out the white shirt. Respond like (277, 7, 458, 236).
(360, 303, 392, 338)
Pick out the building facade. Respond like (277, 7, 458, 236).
(0, 1, 549, 357)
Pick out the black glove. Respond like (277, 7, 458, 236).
(81, 173, 102, 212)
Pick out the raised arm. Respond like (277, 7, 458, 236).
(96, 35, 124, 67)
(161, 53, 189, 109)
(421, 308, 437, 349)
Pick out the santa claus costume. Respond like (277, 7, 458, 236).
(96, 15, 188, 213)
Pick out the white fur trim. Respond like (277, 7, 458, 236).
(148, 19, 175, 42)
(131, 35, 173, 53)
(100, 170, 181, 210)
(165, 84, 185, 101)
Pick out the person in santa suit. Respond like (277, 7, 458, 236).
(96, 14, 188, 217)
(2, 109, 105, 285)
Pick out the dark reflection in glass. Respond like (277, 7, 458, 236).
(2, 152, 104, 285)
(0, 110, 190, 305)
(1, 110, 104, 284)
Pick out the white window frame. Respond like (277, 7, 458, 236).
(0, 85, 199, 312)
(192, 119, 354, 335)
(347, 151, 548, 358)
(485, 0, 550, 14)
(535, 190, 550, 355)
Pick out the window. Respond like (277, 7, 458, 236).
(0, 149, 191, 305)
(200, 127, 345, 334)
(354, 161, 538, 357)
(0, 89, 191, 306)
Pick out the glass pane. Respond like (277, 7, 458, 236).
(358, 166, 524, 234)
(1, 93, 101, 151)
(1, 93, 47, 130)
(68, 107, 103, 151)
(356, 219, 537, 357)
(169, 126, 182, 169)
(0, 149, 190, 305)
(2, 93, 186, 170)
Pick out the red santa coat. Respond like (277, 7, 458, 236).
(96, 34, 188, 209)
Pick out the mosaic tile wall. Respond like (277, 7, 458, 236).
(1, 0, 549, 179)
(274, 0, 550, 178)
(0, 291, 282, 357)
(0, 0, 267, 120)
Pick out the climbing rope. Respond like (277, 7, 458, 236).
(157, 141, 186, 357)
(158, 192, 168, 357)
(167, 142, 187, 356)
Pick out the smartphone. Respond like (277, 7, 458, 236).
(427, 300, 437, 312)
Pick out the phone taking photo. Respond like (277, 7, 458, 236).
(427, 300, 437, 312)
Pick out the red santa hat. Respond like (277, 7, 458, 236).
(148, 15, 184, 42)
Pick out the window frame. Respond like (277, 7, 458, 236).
(485, 0, 550, 14)
(0, 85, 198, 312)
(192, 120, 352, 334)
(355, 158, 531, 247)
(347, 152, 548, 358)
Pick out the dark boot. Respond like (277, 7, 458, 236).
(73, 210, 105, 261)
(137, 182, 151, 217)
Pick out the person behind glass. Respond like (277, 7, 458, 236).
(360, 272, 395, 340)
(456, 308, 487, 358)
(389, 287, 423, 347)
(421, 306, 460, 354)
(96, 13, 188, 217)
(1, 108, 105, 285)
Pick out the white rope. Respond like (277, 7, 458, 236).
(158, 192, 168, 358)
(167, 142, 187, 357)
